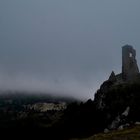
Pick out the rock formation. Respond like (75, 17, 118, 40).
(108, 71, 116, 82)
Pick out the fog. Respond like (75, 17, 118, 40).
(0, 0, 140, 99)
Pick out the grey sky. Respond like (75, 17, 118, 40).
(0, 0, 140, 99)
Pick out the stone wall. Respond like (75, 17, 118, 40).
(122, 45, 139, 81)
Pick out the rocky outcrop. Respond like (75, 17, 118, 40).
(109, 106, 130, 130)
(108, 71, 117, 82)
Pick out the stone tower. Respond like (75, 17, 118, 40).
(122, 45, 139, 81)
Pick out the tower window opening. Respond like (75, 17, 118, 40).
(129, 53, 132, 58)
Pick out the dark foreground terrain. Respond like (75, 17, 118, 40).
(73, 124, 140, 140)
(1, 82, 140, 140)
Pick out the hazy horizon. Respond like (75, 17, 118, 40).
(1, 0, 140, 99)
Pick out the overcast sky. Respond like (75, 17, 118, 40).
(0, 0, 140, 99)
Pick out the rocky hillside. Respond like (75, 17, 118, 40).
(42, 79, 140, 140)
(94, 74, 140, 131)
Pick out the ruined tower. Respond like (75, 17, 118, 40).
(122, 45, 139, 81)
